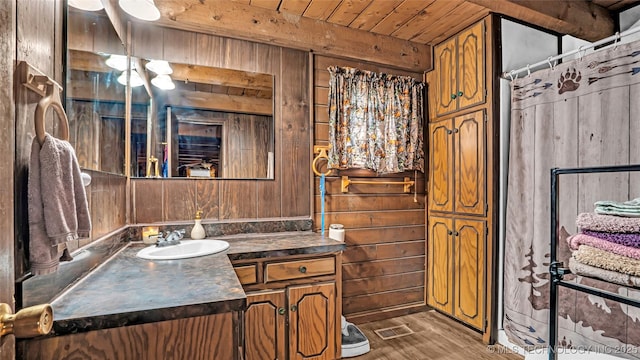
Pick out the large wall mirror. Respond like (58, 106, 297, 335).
(130, 57, 275, 179)
(65, 8, 128, 175)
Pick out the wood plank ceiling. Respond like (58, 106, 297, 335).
(227, 0, 631, 43)
(153, 0, 636, 71)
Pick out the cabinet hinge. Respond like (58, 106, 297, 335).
(485, 203, 489, 213)
(485, 226, 488, 235)
(484, 319, 488, 332)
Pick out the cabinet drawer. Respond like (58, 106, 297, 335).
(234, 264, 257, 285)
(265, 257, 335, 282)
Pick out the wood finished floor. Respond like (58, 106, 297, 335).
(350, 310, 523, 360)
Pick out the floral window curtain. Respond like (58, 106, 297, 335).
(327, 66, 425, 174)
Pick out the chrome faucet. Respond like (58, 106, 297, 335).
(156, 229, 185, 247)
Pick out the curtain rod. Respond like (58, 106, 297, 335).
(502, 25, 640, 79)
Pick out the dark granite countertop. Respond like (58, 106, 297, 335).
(223, 231, 346, 260)
(50, 231, 345, 336)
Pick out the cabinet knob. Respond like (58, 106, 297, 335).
(458, 91, 463, 97)
(453, 231, 459, 236)
(451, 93, 457, 99)
(453, 128, 459, 133)
(290, 305, 298, 312)
(299, 266, 307, 274)
(446, 129, 452, 134)
(278, 307, 286, 315)
(447, 230, 453, 235)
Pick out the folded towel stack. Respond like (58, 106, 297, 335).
(568, 199, 640, 287)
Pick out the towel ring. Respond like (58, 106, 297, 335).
(34, 82, 69, 146)
(312, 146, 331, 176)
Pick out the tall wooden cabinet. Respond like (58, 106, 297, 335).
(429, 111, 485, 215)
(431, 21, 485, 118)
(427, 216, 485, 330)
(426, 16, 494, 339)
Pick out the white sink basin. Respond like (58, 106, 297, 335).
(136, 239, 230, 260)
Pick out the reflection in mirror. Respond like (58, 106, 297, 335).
(66, 8, 127, 175)
(131, 58, 275, 179)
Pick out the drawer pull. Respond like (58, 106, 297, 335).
(278, 308, 286, 316)
(299, 266, 307, 274)
(290, 305, 297, 312)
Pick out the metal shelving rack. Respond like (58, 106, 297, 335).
(549, 164, 640, 360)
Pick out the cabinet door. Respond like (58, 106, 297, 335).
(456, 21, 485, 110)
(244, 290, 286, 360)
(427, 216, 453, 314)
(453, 218, 485, 330)
(433, 37, 457, 116)
(454, 111, 485, 215)
(288, 282, 336, 360)
(429, 120, 454, 213)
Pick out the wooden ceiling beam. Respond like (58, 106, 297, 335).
(170, 63, 273, 94)
(68, 50, 112, 73)
(154, 0, 431, 71)
(466, 0, 615, 42)
(160, 89, 274, 116)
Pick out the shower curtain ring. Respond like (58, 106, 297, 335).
(526, 64, 531, 77)
(578, 45, 586, 60)
(613, 31, 620, 49)
(547, 56, 556, 70)
(508, 70, 515, 81)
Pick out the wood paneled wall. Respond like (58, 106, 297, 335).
(0, 0, 17, 357)
(312, 55, 428, 322)
(14, 4, 127, 281)
(130, 23, 310, 222)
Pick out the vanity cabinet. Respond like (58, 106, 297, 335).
(18, 312, 238, 360)
(427, 215, 485, 330)
(429, 110, 485, 216)
(431, 20, 485, 117)
(244, 290, 287, 359)
(234, 254, 340, 360)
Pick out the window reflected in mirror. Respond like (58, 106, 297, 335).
(131, 58, 275, 179)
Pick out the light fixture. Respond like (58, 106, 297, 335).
(118, 0, 160, 21)
(151, 74, 175, 90)
(145, 60, 173, 75)
(105, 54, 128, 71)
(68, 0, 104, 11)
(117, 70, 144, 87)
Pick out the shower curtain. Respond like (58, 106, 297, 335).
(504, 39, 640, 357)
